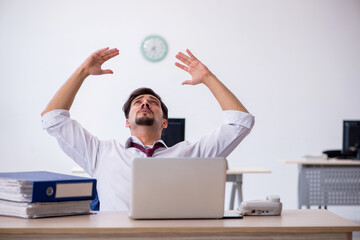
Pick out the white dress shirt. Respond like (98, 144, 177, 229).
(42, 109, 255, 211)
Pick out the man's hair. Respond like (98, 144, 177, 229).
(122, 87, 168, 120)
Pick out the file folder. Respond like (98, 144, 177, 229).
(0, 171, 96, 202)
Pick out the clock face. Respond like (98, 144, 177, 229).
(141, 35, 168, 62)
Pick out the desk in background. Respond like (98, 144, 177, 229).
(0, 210, 359, 240)
(284, 159, 360, 209)
(226, 168, 271, 210)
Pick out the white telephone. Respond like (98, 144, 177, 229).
(236, 195, 282, 216)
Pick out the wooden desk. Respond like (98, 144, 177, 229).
(284, 159, 360, 208)
(226, 168, 271, 210)
(0, 210, 359, 240)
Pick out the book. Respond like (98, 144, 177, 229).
(0, 171, 97, 202)
(0, 171, 97, 218)
(0, 199, 92, 218)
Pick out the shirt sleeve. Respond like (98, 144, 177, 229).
(41, 109, 99, 176)
(193, 110, 255, 158)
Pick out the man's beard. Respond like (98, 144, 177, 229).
(135, 116, 154, 126)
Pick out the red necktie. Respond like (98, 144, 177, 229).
(130, 142, 164, 157)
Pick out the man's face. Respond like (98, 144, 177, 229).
(126, 94, 167, 130)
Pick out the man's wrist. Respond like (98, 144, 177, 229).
(76, 65, 90, 79)
(202, 73, 217, 87)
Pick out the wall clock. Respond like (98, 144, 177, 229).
(141, 35, 168, 62)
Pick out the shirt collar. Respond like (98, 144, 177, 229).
(125, 136, 168, 149)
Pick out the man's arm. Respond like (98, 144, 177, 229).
(175, 49, 248, 113)
(41, 47, 119, 116)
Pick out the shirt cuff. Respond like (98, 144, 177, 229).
(223, 110, 255, 129)
(41, 109, 71, 129)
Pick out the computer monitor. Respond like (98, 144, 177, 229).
(342, 120, 360, 160)
(161, 118, 185, 147)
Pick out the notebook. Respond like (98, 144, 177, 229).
(129, 157, 229, 219)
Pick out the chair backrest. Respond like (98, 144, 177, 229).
(161, 118, 185, 147)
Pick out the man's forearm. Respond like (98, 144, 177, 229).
(41, 66, 88, 116)
(203, 74, 249, 113)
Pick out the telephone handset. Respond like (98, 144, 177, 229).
(236, 195, 282, 216)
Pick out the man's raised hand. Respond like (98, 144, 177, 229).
(175, 49, 212, 85)
(41, 47, 119, 116)
(81, 47, 119, 76)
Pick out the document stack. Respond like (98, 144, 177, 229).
(0, 171, 97, 218)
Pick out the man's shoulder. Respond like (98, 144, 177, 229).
(99, 138, 126, 150)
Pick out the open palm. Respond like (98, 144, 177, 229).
(82, 47, 119, 76)
(175, 49, 211, 85)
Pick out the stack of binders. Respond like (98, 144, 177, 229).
(0, 171, 97, 218)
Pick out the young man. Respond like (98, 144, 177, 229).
(41, 47, 255, 211)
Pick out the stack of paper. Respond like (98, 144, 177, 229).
(0, 199, 92, 218)
(303, 154, 328, 161)
(0, 171, 97, 218)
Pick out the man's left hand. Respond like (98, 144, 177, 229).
(175, 49, 212, 85)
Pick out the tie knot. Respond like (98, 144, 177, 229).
(130, 142, 164, 157)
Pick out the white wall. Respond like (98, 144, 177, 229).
(1, 0, 360, 223)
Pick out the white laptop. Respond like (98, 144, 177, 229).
(129, 157, 227, 219)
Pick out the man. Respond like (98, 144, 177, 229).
(41, 47, 255, 211)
